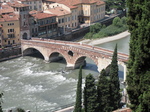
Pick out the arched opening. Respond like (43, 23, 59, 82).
(23, 48, 44, 59)
(75, 56, 99, 75)
(22, 32, 28, 39)
(68, 51, 73, 56)
(49, 52, 66, 64)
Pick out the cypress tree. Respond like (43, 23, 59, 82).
(127, 0, 150, 111)
(0, 92, 3, 112)
(109, 45, 121, 110)
(97, 69, 112, 112)
(84, 74, 98, 112)
(74, 67, 82, 112)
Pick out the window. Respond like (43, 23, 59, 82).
(8, 29, 14, 33)
(46, 20, 49, 24)
(32, 28, 34, 33)
(68, 17, 70, 21)
(62, 18, 64, 23)
(34, 6, 36, 10)
(58, 19, 61, 23)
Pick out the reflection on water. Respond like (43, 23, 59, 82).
(0, 36, 130, 112)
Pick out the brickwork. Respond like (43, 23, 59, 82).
(21, 38, 128, 78)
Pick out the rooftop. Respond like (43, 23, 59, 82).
(19, 0, 42, 2)
(0, 13, 19, 22)
(45, 0, 105, 9)
(8, 1, 29, 7)
(45, 7, 71, 16)
(0, 3, 14, 14)
(31, 12, 56, 19)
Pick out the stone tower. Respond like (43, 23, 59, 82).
(11, 2, 30, 39)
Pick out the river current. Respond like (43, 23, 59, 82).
(0, 36, 130, 112)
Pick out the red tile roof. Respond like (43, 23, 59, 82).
(20, 0, 41, 1)
(45, 7, 71, 16)
(29, 10, 43, 15)
(45, 0, 105, 8)
(0, 13, 19, 22)
(0, 3, 14, 14)
(31, 13, 56, 19)
(8, 1, 29, 7)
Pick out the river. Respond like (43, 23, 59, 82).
(0, 36, 130, 112)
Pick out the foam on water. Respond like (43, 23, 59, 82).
(24, 84, 47, 93)
(0, 66, 9, 71)
(0, 75, 10, 80)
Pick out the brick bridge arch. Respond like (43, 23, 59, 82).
(21, 38, 129, 81)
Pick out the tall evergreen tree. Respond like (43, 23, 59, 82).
(84, 74, 98, 112)
(0, 92, 3, 112)
(97, 69, 112, 112)
(127, 0, 150, 111)
(74, 67, 82, 112)
(109, 45, 121, 110)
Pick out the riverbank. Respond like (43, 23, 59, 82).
(80, 30, 130, 46)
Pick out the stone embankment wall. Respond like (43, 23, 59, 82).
(0, 47, 21, 62)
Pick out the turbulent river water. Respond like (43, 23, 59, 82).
(0, 36, 130, 112)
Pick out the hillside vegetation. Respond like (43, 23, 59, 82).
(84, 17, 127, 39)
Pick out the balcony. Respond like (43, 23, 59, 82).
(7, 34, 15, 38)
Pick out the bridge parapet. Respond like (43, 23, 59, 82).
(21, 38, 128, 63)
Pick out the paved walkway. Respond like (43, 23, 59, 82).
(54, 106, 74, 112)
(80, 31, 130, 46)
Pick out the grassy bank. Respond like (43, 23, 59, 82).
(84, 17, 128, 39)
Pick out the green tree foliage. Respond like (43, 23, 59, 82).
(84, 17, 127, 39)
(109, 45, 121, 110)
(90, 23, 102, 33)
(74, 67, 82, 112)
(97, 69, 112, 112)
(106, 0, 126, 11)
(0, 92, 3, 112)
(127, 0, 150, 111)
(84, 74, 98, 112)
(113, 17, 122, 27)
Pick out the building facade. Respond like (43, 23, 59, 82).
(43, 0, 105, 25)
(0, 13, 20, 47)
(19, 0, 43, 11)
(30, 12, 58, 38)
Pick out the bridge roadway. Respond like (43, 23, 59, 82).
(21, 38, 128, 81)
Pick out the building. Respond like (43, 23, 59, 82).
(19, 0, 43, 11)
(29, 12, 58, 38)
(0, 13, 20, 47)
(9, 1, 31, 39)
(43, 0, 105, 25)
(44, 6, 78, 34)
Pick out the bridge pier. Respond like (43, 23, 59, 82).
(66, 64, 75, 70)
(66, 60, 86, 70)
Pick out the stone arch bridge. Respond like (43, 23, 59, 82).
(21, 38, 128, 81)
